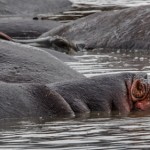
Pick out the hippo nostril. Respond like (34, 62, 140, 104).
(135, 100, 150, 111)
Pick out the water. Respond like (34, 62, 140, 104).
(1, 113, 150, 149)
(70, 0, 150, 7)
(66, 49, 150, 77)
(1, 0, 150, 149)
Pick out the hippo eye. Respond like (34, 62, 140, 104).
(131, 79, 149, 102)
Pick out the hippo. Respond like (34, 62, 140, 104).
(0, 18, 62, 39)
(40, 5, 150, 51)
(0, 72, 149, 119)
(0, 0, 72, 16)
(0, 40, 84, 83)
(0, 32, 81, 54)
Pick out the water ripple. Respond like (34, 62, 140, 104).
(0, 116, 150, 149)
(70, 0, 150, 7)
(66, 51, 150, 77)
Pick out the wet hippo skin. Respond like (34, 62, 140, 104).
(0, 18, 62, 39)
(0, 32, 81, 54)
(41, 5, 150, 50)
(0, 40, 84, 83)
(0, 72, 150, 119)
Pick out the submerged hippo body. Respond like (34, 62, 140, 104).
(0, 32, 81, 54)
(0, 40, 84, 83)
(0, 18, 62, 39)
(0, 72, 150, 119)
(41, 5, 150, 50)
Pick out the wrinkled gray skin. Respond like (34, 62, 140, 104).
(41, 5, 150, 50)
(0, 40, 84, 83)
(0, 0, 72, 16)
(0, 72, 147, 119)
(0, 18, 62, 38)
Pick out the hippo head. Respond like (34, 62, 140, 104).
(49, 36, 86, 55)
(130, 79, 150, 111)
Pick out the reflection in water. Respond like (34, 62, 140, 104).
(70, 0, 150, 7)
(1, 113, 150, 149)
(66, 49, 150, 77)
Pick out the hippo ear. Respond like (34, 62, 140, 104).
(131, 79, 148, 101)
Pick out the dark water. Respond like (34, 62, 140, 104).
(1, 1, 150, 149)
(1, 112, 150, 149)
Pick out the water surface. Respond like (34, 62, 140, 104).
(1, 112, 150, 149)
(66, 49, 150, 77)
(70, 0, 150, 7)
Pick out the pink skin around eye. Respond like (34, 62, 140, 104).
(135, 100, 150, 111)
